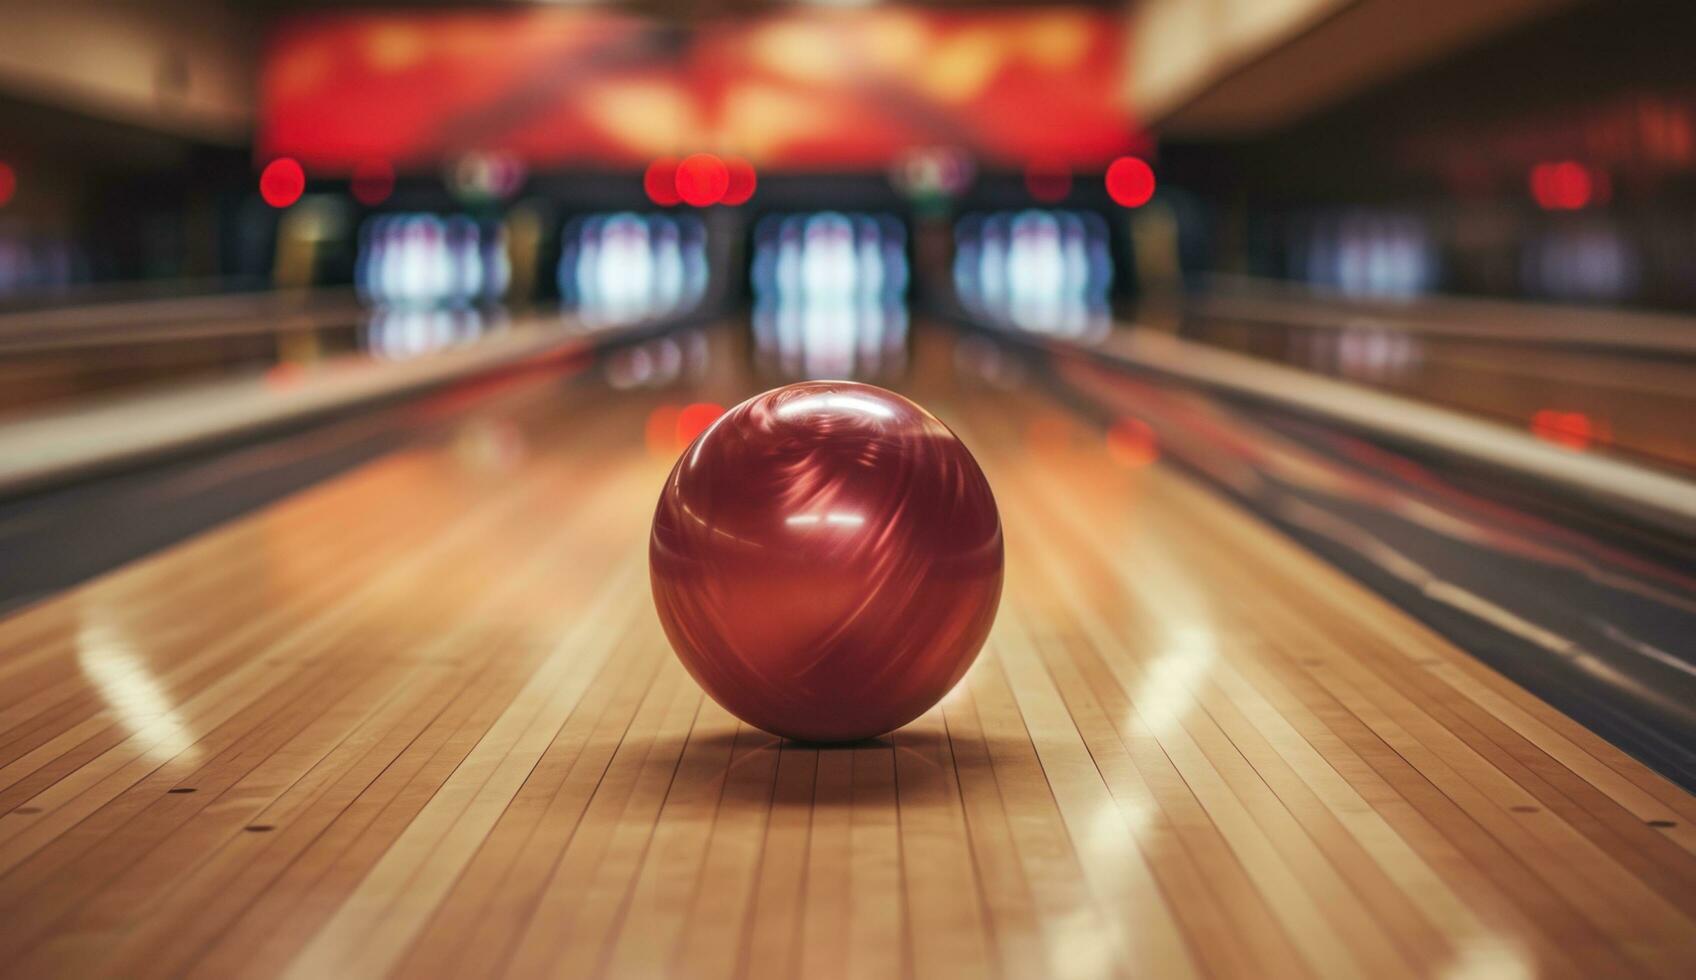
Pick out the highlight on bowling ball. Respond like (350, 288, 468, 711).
(650, 381, 1003, 743)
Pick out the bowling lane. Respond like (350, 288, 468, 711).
(1, 324, 1694, 979)
(0, 290, 367, 417)
(1175, 285, 1696, 473)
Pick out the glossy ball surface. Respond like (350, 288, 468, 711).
(650, 381, 1003, 742)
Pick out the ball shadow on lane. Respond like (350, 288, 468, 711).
(654, 722, 1026, 811)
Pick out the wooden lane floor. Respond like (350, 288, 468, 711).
(0, 328, 1693, 978)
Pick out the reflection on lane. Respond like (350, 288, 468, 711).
(353, 211, 513, 363)
(76, 605, 201, 764)
(1179, 288, 1696, 472)
(970, 338, 1696, 788)
(364, 308, 509, 362)
(751, 211, 908, 382)
(603, 330, 710, 391)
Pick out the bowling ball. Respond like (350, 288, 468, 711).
(650, 381, 1003, 742)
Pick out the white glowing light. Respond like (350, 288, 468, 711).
(786, 512, 865, 528)
(77, 609, 200, 763)
(1132, 626, 1217, 740)
(775, 393, 894, 420)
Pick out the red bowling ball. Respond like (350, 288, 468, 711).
(650, 381, 1003, 742)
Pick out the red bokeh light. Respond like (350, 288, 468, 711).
(1531, 409, 1605, 451)
(721, 157, 757, 206)
(644, 158, 681, 206)
(0, 162, 14, 207)
(675, 154, 729, 207)
(1105, 157, 1156, 208)
(260, 157, 306, 208)
(1105, 417, 1159, 467)
(1025, 157, 1072, 203)
(1529, 161, 1594, 211)
(350, 159, 396, 206)
(676, 402, 726, 445)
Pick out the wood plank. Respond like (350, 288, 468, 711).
(0, 331, 1692, 979)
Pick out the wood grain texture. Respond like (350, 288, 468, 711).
(1, 330, 1692, 979)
